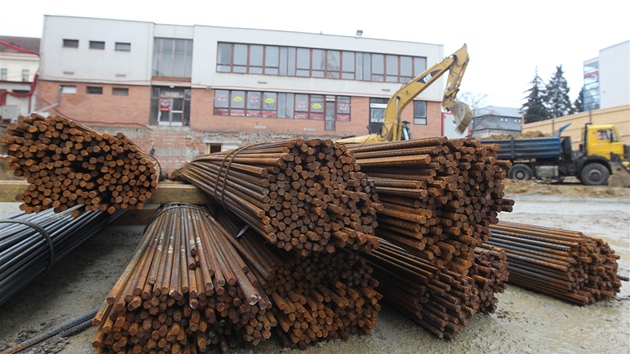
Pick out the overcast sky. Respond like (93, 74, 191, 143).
(2, 0, 628, 109)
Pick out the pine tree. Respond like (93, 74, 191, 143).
(571, 86, 585, 114)
(521, 70, 548, 123)
(543, 65, 572, 118)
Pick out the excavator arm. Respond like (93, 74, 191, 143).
(339, 44, 472, 144)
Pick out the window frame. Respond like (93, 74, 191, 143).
(214, 89, 350, 121)
(63, 39, 79, 48)
(152, 38, 193, 78)
(89, 41, 105, 50)
(115, 42, 131, 52)
(215, 42, 426, 83)
(112, 87, 129, 96)
(413, 100, 427, 125)
(86, 86, 103, 95)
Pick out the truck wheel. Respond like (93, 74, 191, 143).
(580, 163, 610, 185)
(508, 164, 533, 181)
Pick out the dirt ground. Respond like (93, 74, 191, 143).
(0, 181, 629, 354)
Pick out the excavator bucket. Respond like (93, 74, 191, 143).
(451, 100, 473, 134)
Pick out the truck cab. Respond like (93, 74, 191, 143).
(583, 124, 626, 160)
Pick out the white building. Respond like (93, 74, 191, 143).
(35, 15, 454, 168)
(583, 40, 630, 110)
(0, 36, 40, 120)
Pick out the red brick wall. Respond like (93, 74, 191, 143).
(32, 83, 445, 170)
(406, 101, 444, 139)
(35, 80, 151, 127)
(191, 89, 374, 138)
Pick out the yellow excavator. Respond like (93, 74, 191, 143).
(338, 44, 473, 144)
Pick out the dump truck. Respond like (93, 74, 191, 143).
(480, 123, 630, 186)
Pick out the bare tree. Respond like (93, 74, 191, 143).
(457, 91, 488, 117)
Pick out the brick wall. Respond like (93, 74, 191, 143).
(33, 82, 446, 170)
(36, 80, 151, 127)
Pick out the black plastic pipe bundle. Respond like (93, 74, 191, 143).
(0, 206, 125, 305)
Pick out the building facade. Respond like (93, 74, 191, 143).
(35, 16, 448, 168)
(470, 106, 522, 139)
(0, 36, 40, 121)
(582, 40, 630, 111)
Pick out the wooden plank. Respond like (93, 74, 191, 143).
(0, 180, 213, 205)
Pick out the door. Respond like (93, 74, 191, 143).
(325, 102, 335, 131)
(158, 91, 184, 126)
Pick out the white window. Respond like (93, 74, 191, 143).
(413, 101, 427, 125)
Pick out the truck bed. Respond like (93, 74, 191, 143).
(480, 136, 562, 160)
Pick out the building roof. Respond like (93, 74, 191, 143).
(0, 36, 40, 55)
(476, 106, 521, 118)
(472, 115, 522, 132)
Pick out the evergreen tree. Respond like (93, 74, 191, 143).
(521, 69, 548, 123)
(571, 86, 585, 114)
(543, 65, 572, 118)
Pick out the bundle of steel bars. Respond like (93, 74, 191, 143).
(1, 114, 160, 215)
(92, 203, 273, 353)
(362, 239, 508, 339)
(0, 206, 125, 306)
(215, 209, 381, 350)
(470, 244, 509, 313)
(173, 138, 381, 256)
(486, 221, 626, 305)
(345, 137, 514, 274)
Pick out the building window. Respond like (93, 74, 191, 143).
(63, 39, 79, 48)
(216, 42, 425, 83)
(214, 89, 349, 122)
(206, 144, 223, 154)
(153, 38, 193, 78)
(115, 42, 131, 51)
(21, 69, 29, 82)
(413, 100, 427, 125)
(87, 86, 103, 95)
(1, 68, 7, 80)
(150, 87, 191, 126)
(112, 88, 129, 96)
(369, 98, 388, 133)
(61, 86, 77, 94)
(89, 41, 105, 49)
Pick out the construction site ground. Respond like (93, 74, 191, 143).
(0, 181, 628, 353)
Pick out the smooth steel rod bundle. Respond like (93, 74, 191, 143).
(0, 206, 125, 306)
(487, 221, 626, 305)
(2, 114, 160, 215)
(92, 203, 272, 353)
(173, 138, 381, 256)
(215, 208, 381, 350)
(345, 136, 514, 274)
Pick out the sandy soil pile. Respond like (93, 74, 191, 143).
(502, 179, 630, 198)
(480, 131, 548, 140)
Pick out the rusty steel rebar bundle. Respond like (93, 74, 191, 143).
(361, 239, 508, 339)
(173, 138, 381, 256)
(486, 221, 626, 305)
(0, 206, 125, 306)
(470, 244, 509, 313)
(214, 208, 381, 350)
(345, 137, 514, 274)
(2, 114, 160, 215)
(92, 203, 273, 353)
